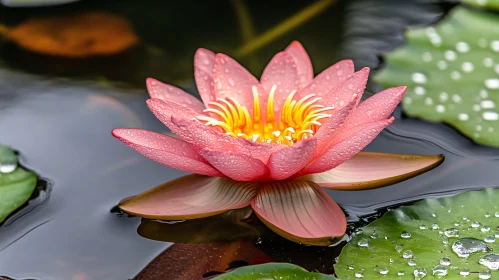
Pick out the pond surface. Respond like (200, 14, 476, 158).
(0, 0, 498, 279)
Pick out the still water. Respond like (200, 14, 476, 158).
(0, 0, 498, 279)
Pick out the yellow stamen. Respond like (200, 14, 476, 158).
(197, 84, 336, 145)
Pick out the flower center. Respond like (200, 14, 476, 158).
(197, 85, 334, 145)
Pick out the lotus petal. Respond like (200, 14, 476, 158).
(261, 51, 300, 111)
(146, 78, 205, 112)
(171, 117, 283, 163)
(146, 98, 200, 132)
(267, 138, 316, 180)
(285, 41, 313, 88)
(301, 152, 444, 190)
(344, 86, 407, 129)
(199, 149, 269, 181)
(120, 174, 260, 220)
(112, 129, 222, 176)
(194, 48, 217, 105)
(251, 180, 346, 245)
(319, 67, 369, 111)
(302, 118, 394, 175)
(295, 60, 354, 100)
(212, 53, 263, 113)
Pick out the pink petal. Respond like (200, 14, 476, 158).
(199, 149, 270, 181)
(212, 53, 262, 113)
(146, 98, 200, 132)
(319, 67, 369, 110)
(301, 152, 444, 190)
(251, 180, 346, 245)
(171, 117, 283, 163)
(267, 138, 316, 180)
(302, 118, 394, 175)
(112, 129, 222, 176)
(343, 86, 407, 129)
(146, 78, 206, 113)
(312, 91, 359, 160)
(194, 48, 217, 105)
(285, 41, 313, 88)
(260, 52, 300, 111)
(120, 175, 260, 220)
(295, 60, 354, 100)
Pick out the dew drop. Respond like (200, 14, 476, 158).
(348, 264, 355, 270)
(482, 226, 491, 232)
(472, 221, 481, 228)
(456, 41, 470, 53)
(485, 79, 499, 89)
(432, 265, 448, 277)
(440, 257, 451, 266)
(397, 271, 405, 276)
(408, 259, 417, 267)
(419, 225, 427, 230)
(491, 40, 499, 52)
(413, 268, 427, 279)
(412, 73, 427, 84)
(395, 245, 403, 253)
(355, 271, 364, 278)
(444, 50, 457, 61)
(495, 212, 499, 218)
(403, 250, 414, 259)
(0, 159, 17, 173)
(458, 113, 470, 121)
(484, 57, 494, 67)
(484, 235, 496, 243)
(482, 112, 499, 121)
(479, 254, 499, 270)
(370, 232, 379, 239)
(478, 269, 491, 279)
(444, 228, 460, 238)
(357, 238, 369, 247)
(401, 232, 411, 238)
(432, 223, 440, 230)
(451, 238, 491, 258)
(379, 267, 389, 275)
(462, 61, 474, 72)
(459, 269, 470, 276)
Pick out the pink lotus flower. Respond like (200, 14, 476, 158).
(113, 41, 443, 245)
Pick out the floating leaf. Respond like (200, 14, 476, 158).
(335, 188, 499, 279)
(0, 145, 37, 223)
(213, 263, 336, 280)
(375, 7, 499, 147)
(0, 11, 138, 57)
(134, 241, 272, 280)
(462, 0, 499, 10)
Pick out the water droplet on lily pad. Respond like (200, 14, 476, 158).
(357, 238, 369, 247)
(479, 269, 492, 279)
(440, 257, 451, 266)
(401, 231, 411, 238)
(479, 254, 499, 270)
(403, 250, 414, 259)
(452, 238, 491, 258)
(432, 265, 448, 277)
(444, 228, 460, 237)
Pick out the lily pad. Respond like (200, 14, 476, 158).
(0, 145, 37, 223)
(462, 0, 499, 10)
(335, 188, 499, 279)
(375, 7, 499, 147)
(213, 263, 336, 280)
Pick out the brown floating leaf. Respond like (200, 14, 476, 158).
(2, 11, 138, 57)
(134, 241, 272, 280)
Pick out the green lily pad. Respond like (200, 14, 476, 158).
(213, 263, 336, 280)
(462, 0, 499, 10)
(0, 145, 37, 223)
(335, 188, 499, 279)
(375, 7, 499, 147)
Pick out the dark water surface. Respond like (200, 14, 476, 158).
(1, 0, 499, 279)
